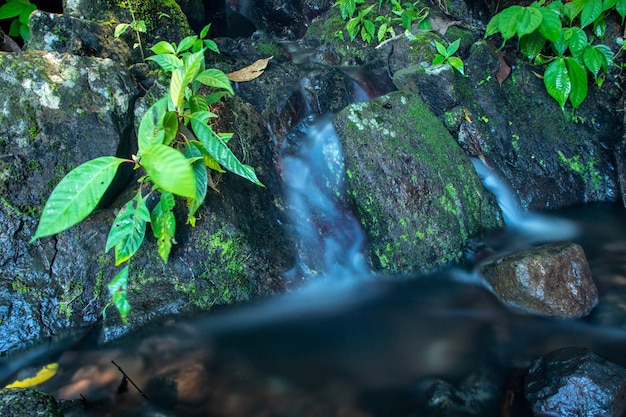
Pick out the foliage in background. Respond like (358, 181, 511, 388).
(114, 1, 148, 60)
(0, 0, 36, 42)
(333, 0, 431, 43)
(31, 25, 263, 323)
(485, 0, 625, 111)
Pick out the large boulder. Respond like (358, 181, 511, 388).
(333, 91, 503, 274)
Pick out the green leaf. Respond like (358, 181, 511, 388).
(32, 157, 126, 241)
(140, 144, 198, 198)
(447, 56, 465, 75)
(114, 23, 130, 37)
(583, 45, 603, 76)
(446, 38, 461, 56)
(151, 191, 176, 263)
(617, 0, 626, 19)
(203, 39, 219, 54)
(131, 19, 146, 33)
(145, 53, 182, 72)
(162, 111, 179, 146)
(106, 192, 150, 265)
(188, 139, 224, 172)
(516, 6, 543, 38)
(568, 27, 588, 56)
(189, 115, 263, 186)
(18, 4, 34, 25)
(188, 94, 208, 114)
(544, 58, 570, 110)
(580, 0, 602, 28)
(8, 18, 20, 37)
(204, 91, 230, 106)
(170, 50, 205, 110)
(538, 7, 562, 42)
(194, 69, 234, 94)
(485, 13, 501, 38)
(434, 41, 448, 57)
(149, 40, 176, 55)
(176, 35, 198, 54)
(499, 6, 525, 41)
(346, 17, 360, 41)
(107, 266, 131, 324)
(432, 55, 445, 65)
(184, 143, 209, 224)
(363, 19, 375, 37)
(520, 31, 546, 60)
(200, 24, 211, 39)
(137, 97, 168, 153)
(565, 57, 588, 109)
(0, 1, 27, 19)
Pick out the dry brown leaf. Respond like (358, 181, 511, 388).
(227, 56, 273, 82)
(429, 16, 461, 36)
(495, 51, 511, 86)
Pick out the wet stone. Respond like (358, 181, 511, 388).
(524, 347, 626, 417)
(480, 242, 598, 318)
(0, 388, 63, 417)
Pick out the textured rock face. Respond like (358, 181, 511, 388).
(480, 242, 598, 318)
(334, 91, 503, 274)
(525, 347, 626, 417)
(0, 388, 63, 417)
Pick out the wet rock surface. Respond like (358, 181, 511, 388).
(334, 91, 503, 273)
(480, 242, 598, 318)
(525, 347, 626, 417)
(0, 388, 63, 417)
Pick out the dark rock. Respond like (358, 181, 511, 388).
(525, 347, 626, 417)
(27, 11, 132, 65)
(333, 91, 503, 274)
(480, 242, 598, 318)
(402, 40, 620, 209)
(0, 388, 63, 417)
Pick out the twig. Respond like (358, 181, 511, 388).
(111, 360, 148, 399)
(376, 33, 405, 49)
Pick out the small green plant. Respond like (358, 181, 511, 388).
(0, 0, 36, 43)
(333, 0, 430, 44)
(432, 38, 465, 75)
(30, 25, 263, 323)
(114, 1, 147, 59)
(485, 0, 625, 111)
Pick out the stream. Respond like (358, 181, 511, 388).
(1, 113, 626, 416)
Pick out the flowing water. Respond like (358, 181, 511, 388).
(2, 112, 626, 416)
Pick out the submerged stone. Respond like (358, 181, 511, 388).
(525, 347, 626, 417)
(0, 388, 63, 417)
(334, 91, 503, 274)
(480, 242, 598, 318)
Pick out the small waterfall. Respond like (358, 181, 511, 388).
(471, 157, 579, 243)
(280, 114, 368, 280)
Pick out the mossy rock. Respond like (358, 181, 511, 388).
(0, 389, 62, 417)
(334, 91, 502, 274)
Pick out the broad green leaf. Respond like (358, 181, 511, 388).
(363, 19, 375, 36)
(162, 111, 179, 146)
(0, 1, 26, 19)
(189, 110, 218, 125)
(565, 57, 588, 109)
(434, 41, 447, 56)
(617, 0, 626, 20)
(593, 16, 606, 38)
(446, 38, 461, 56)
(499, 6, 524, 41)
(432, 55, 445, 65)
(19, 20, 29, 41)
(18, 4, 35, 25)
(189, 115, 263, 186)
(141, 144, 198, 198)
(538, 7, 562, 42)
(149, 41, 176, 55)
(137, 97, 168, 153)
(32, 157, 126, 241)
(107, 266, 131, 324)
(132, 20, 146, 33)
(603, 0, 617, 11)
(544, 58, 570, 110)
(170, 50, 205, 110)
(145, 53, 182, 72)
(203, 39, 219, 54)
(580, 0, 602, 28)
(106, 191, 150, 265)
(520, 31, 546, 60)
(204, 91, 230, 106)
(189, 94, 208, 114)
(200, 24, 211, 39)
(176, 35, 198, 54)
(194, 69, 234, 94)
(485, 13, 501, 38)
(188, 139, 225, 172)
(114, 23, 130, 37)
(8, 18, 20, 37)
(567, 27, 588, 56)
(346, 17, 360, 41)
(516, 6, 543, 38)
(567, 0, 586, 22)
(151, 191, 176, 263)
(594, 44, 614, 70)
(583, 45, 603, 76)
(184, 143, 209, 225)
(447, 56, 465, 75)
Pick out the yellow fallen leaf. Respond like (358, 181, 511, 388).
(5, 363, 59, 388)
(227, 56, 273, 82)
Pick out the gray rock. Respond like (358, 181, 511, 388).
(480, 242, 598, 318)
(333, 91, 503, 274)
(525, 347, 626, 417)
(0, 388, 63, 417)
